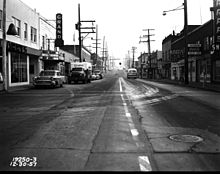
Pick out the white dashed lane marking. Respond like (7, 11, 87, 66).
(130, 129, 139, 136)
(138, 156, 152, 171)
(126, 113, 131, 117)
(119, 77, 152, 171)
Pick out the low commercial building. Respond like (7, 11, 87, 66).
(137, 52, 149, 79)
(0, 0, 76, 90)
(170, 21, 215, 84)
(151, 50, 162, 79)
(0, 0, 42, 89)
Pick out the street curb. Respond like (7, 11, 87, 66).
(139, 78, 220, 93)
(0, 85, 33, 94)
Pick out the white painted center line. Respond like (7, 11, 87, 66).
(138, 156, 152, 171)
(130, 129, 139, 136)
(119, 78, 123, 92)
(120, 78, 152, 171)
(126, 113, 131, 117)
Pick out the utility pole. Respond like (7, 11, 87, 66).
(128, 50, 131, 68)
(96, 25, 98, 64)
(102, 36, 105, 71)
(184, 0, 189, 84)
(2, 0, 7, 91)
(162, 1, 188, 84)
(131, 47, 137, 68)
(1, 0, 17, 92)
(76, 3, 95, 62)
(92, 25, 101, 70)
(78, 4, 82, 62)
(140, 29, 155, 79)
(105, 43, 108, 72)
(101, 36, 109, 72)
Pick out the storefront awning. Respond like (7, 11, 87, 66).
(27, 47, 42, 56)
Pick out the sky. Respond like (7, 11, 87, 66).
(21, 0, 213, 61)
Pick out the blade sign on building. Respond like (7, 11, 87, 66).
(214, 0, 220, 50)
(55, 13, 64, 47)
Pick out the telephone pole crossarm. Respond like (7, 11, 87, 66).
(139, 28, 155, 79)
(77, 4, 96, 62)
(81, 20, 96, 23)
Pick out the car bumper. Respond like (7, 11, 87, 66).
(127, 75, 137, 78)
(33, 80, 56, 86)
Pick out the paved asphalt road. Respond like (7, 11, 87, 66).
(0, 70, 220, 171)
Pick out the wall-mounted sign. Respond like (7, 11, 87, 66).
(188, 43, 202, 56)
(55, 13, 64, 47)
(7, 41, 27, 54)
(214, 0, 220, 50)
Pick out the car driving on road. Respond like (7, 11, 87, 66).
(33, 70, 65, 88)
(127, 68, 138, 79)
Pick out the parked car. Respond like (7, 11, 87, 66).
(0, 72, 3, 83)
(127, 68, 138, 79)
(33, 70, 65, 88)
(94, 70, 104, 79)
(91, 73, 97, 80)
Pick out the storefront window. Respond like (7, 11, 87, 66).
(11, 52, 27, 83)
(214, 60, 220, 81)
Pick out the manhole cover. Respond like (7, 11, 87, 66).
(169, 134, 203, 143)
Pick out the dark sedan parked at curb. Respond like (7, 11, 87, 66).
(94, 70, 104, 79)
(33, 70, 65, 88)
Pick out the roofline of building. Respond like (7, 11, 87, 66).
(172, 20, 212, 45)
(19, 0, 55, 29)
(39, 16, 56, 29)
(19, 0, 40, 14)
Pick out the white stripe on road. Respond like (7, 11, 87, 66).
(126, 113, 131, 117)
(138, 156, 152, 171)
(119, 77, 152, 171)
(119, 78, 123, 92)
(130, 129, 139, 136)
(129, 123, 139, 137)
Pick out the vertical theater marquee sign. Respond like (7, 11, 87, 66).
(55, 13, 64, 47)
(214, 0, 220, 51)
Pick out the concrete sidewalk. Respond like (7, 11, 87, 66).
(141, 78, 220, 93)
(137, 78, 220, 110)
(0, 84, 33, 93)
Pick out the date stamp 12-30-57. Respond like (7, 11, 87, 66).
(10, 157, 37, 167)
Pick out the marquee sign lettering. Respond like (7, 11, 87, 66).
(214, 0, 220, 50)
(55, 13, 64, 47)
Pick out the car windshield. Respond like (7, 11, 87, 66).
(39, 71, 56, 76)
(128, 70, 137, 73)
(94, 70, 100, 74)
(72, 68, 83, 71)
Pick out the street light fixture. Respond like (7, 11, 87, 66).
(163, 0, 188, 85)
(163, 4, 184, 16)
